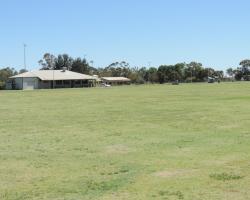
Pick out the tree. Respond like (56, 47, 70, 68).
(99, 61, 131, 77)
(239, 59, 250, 68)
(185, 62, 203, 82)
(55, 54, 73, 70)
(19, 69, 28, 74)
(71, 58, 90, 74)
(226, 68, 234, 77)
(234, 67, 244, 81)
(214, 70, 224, 79)
(157, 65, 168, 84)
(147, 67, 158, 83)
(173, 63, 185, 81)
(39, 53, 56, 70)
(0, 67, 17, 89)
(157, 63, 185, 83)
(38, 53, 95, 74)
(239, 59, 250, 80)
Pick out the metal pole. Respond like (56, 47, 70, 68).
(23, 44, 27, 70)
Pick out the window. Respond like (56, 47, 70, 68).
(63, 80, 70, 85)
(56, 80, 62, 85)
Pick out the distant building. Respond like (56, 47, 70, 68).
(101, 77, 131, 85)
(8, 70, 96, 90)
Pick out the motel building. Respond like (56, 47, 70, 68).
(7, 70, 97, 90)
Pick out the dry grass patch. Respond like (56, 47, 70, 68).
(153, 169, 197, 178)
(105, 144, 133, 154)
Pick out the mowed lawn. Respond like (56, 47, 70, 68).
(0, 83, 250, 200)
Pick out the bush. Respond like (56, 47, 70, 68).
(0, 81, 5, 90)
(210, 172, 243, 181)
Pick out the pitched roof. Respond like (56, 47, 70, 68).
(10, 70, 96, 81)
(101, 77, 131, 82)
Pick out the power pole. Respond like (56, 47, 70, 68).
(23, 44, 27, 70)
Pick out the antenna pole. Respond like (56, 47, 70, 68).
(23, 44, 27, 70)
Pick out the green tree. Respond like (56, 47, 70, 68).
(234, 67, 244, 81)
(147, 67, 158, 83)
(239, 59, 250, 80)
(71, 58, 90, 74)
(99, 61, 131, 77)
(19, 69, 28, 74)
(39, 53, 56, 69)
(55, 54, 74, 70)
(0, 67, 17, 89)
(185, 62, 203, 82)
(226, 68, 234, 77)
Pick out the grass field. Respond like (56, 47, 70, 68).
(0, 83, 250, 200)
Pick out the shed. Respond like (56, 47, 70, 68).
(101, 77, 131, 85)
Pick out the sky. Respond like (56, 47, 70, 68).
(0, 0, 249, 71)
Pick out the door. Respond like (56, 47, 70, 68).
(23, 78, 36, 90)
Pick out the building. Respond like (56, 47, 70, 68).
(7, 70, 97, 90)
(101, 77, 131, 85)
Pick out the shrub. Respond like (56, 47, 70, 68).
(210, 172, 243, 181)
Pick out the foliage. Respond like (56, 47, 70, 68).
(19, 69, 28, 74)
(210, 173, 244, 181)
(38, 53, 56, 70)
(226, 68, 234, 77)
(226, 59, 250, 81)
(158, 190, 184, 199)
(0, 67, 17, 89)
(71, 58, 90, 74)
(55, 54, 74, 70)
(38, 54, 226, 84)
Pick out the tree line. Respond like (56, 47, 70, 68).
(37, 53, 224, 84)
(226, 59, 250, 81)
(1, 52, 250, 89)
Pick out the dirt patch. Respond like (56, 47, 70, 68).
(101, 192, 131, 200)
(105, 144, 132, 154)
(153, 169, 196, 178)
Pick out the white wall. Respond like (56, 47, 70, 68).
(13, 77, 39, 90)
(23, 78, 39, 90)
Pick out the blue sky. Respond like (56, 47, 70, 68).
(0, 0, 249, 71)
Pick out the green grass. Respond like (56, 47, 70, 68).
(0, 83, 250, 200)
(210, 172, 244, 182)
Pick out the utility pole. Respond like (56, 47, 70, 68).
(23, 44, 27, 70)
